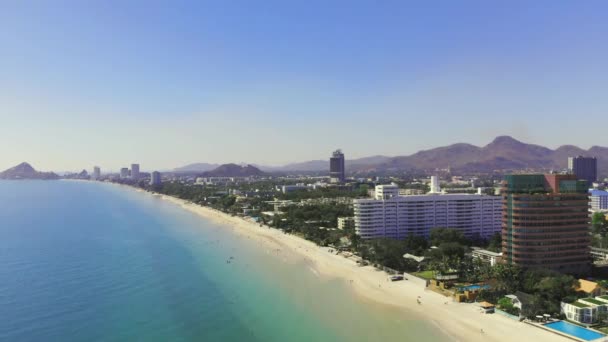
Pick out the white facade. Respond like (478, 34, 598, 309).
(590, 190, 608, 211)
(471, 248, 502, 266)
(281, 184, 308, 193)
(430, 176, 441, 193)
(131, 164, 140, 180)
(354, 185, 502, 239)
(337, 217, 355, 230)
(374, 184, 400, 200)
(561, 297, 608, 324)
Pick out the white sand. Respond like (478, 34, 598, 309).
(132, 186, 568, 342)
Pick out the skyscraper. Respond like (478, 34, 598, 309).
(502, 174, 590, 275)
(568, 156, 597, 185)
(92, 166, 101, 180)
(329, 149, 345, 183)
(120, 168, 129, 179)
(150, 171, 161, 186)
(131, 164, 140, 180)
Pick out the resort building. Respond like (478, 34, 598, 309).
(568, 156, 597, 185)
(329, 149, 345, 183)
(471, 248, 503, 266)
(281, 184, 308, 193)
(591, 247, 608, 262)
(590, 189, 608, 211)
(561, 296, 608, 324)
(353, 184, 502, 239)
(576, 279, 603, 297)
(337, 217, 355, 230)
(501, 174, 591, 275)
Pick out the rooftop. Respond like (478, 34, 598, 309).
(570, 301, 591, 308)
(577, 279, 600, 294)
(590, 189, 608, 196)
(581, 298, 605, 306)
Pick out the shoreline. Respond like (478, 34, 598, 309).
(111, 182, 567, 342)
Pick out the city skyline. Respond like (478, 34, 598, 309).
(2, 1, 608, 170)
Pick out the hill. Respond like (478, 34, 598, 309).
(174, 163, 220, 173)
(0, 162, 59, 180)
(201, 164, 265, 177)
(171, 137, 608, 178)
(368, 136, 608, 177)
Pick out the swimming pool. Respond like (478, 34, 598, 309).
(544, 321, 605, 341)
(458, 284, 490, 292)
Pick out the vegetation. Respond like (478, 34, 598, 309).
(592, 212, 608, 236)
(122, 179, 585, 319)
(276, 186, 369, 201)
(497, 297, 519, 316)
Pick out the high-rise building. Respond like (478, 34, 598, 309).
(329, 149, 345, 183)
(131, 164, 140, 180)
(150, 171, 161, 186)
(92, 166, 101, 180)
(429, 175, 441, 193)
(354, 184, 502, 239)
(502, 174, 590, 275)
(590, 189, 608, 211)
(568, 156, 597, 185)
(120, 168, 129, 179)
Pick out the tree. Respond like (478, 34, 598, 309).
(492, 264, 522, 293)
(429, 227, 470, 247)
(592, 212, 608, 236)
(497, 297, 519, 316)
(486, 233, 502, 252)
(403, 234, 428, 255)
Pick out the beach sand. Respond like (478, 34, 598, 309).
(132, 187, 567, 342)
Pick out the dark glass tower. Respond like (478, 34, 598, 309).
(568, 156, 597, 185)
(329, 150, 345, 183)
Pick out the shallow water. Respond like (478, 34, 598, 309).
(0, 180, 448, 341)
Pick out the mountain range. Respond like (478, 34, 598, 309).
(173, 136, 607, 178)
(0, 162, 59, 180)
(200, 164, 265, 177)
(369, 136, 608, 176)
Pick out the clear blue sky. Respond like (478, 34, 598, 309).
(1, 1, 607, 171)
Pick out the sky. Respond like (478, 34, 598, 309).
(1, 1, 607, 172)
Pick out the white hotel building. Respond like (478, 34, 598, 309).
(354, 184, 502, 239)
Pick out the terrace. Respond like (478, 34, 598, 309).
(580, 298, 606, 306)
(570, 301, 591, 308)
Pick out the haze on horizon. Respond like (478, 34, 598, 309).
(1, 1, 607, 172)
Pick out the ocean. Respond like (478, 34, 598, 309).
(0, 180, 447, 341)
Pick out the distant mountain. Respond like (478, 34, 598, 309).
(368, 136, 608, 177)
(171, 136, 608, 178)
(0, 162, 59, 180)
(174, 163, 220, 173)
(201, 164, 266, 177)
(256, 155, 392, 172)
(264, 160, 328, 172)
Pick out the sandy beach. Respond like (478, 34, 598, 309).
(132, 186, 567, 342)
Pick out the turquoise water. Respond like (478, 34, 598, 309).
(0, 181, 449, 341)
(544, 321, 605, 341)
(458, 284, 490, 292)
